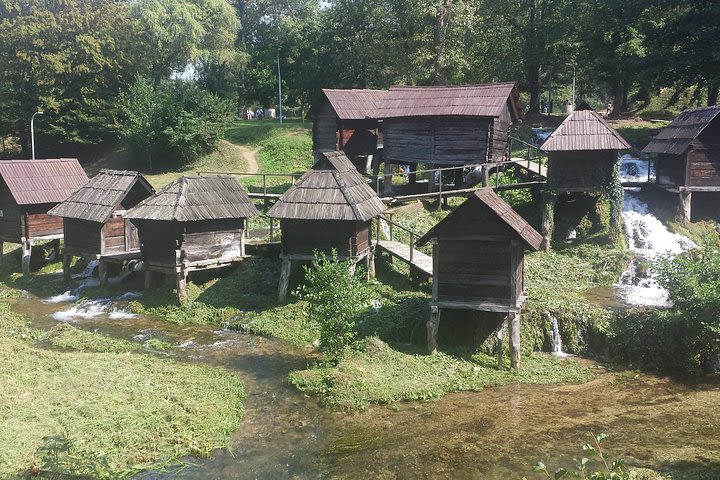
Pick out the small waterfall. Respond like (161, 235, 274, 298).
(544, 311, 567, 356)
(617, 188, 696, 306)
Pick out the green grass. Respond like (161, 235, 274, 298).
(0, 304, 245, 478)
(290, 337, 594, 411)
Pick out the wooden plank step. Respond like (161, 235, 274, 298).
(509, 157, 547, 178)
(376, 240, 433, 276)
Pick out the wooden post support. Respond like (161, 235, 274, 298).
(428, 168, 436, 193)
(278, 257, 291, 302)
(428, 305, 440, 355)
(51, 239, 61, 259)
(679, 191, 692, 224)
(21, 239, 31, 276)
(383, 163, 394, 195)
(507, 311, 521, 369)
(176, 270, 188, 303)
(454, 168, 464, 187)
(144, 270, 154, 290)
(0, 241, 4, 266)
(540, 192, 557, 252)
(366, 247, 376, 279)
(481, 164, 490, 187)
(62, 254, 72, 282)
(496, 321, 504, 369)
(98, 261, 109, 287)
(408, 163, 417, 185)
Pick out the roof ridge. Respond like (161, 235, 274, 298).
(332, 170, 362, 220)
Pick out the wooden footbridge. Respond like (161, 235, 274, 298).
(374, 213, 433, 277)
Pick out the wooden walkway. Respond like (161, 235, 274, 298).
(509, 157, 547, 179)
(376, 240, 433, 276)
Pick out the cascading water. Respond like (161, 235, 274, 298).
(617, 157, 696, 306)
(543, 311, 567, 356)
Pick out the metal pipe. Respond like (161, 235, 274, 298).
(31, 111, 44, 160)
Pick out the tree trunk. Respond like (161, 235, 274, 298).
(708, 79, 719, 106)
(433, 0, 453, 85)
(527, 62, 542, 114)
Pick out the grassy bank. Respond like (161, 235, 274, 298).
(0, 304, 245, 478)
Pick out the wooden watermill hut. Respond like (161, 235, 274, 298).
(125, 175, 258, 302)
(0, 158, 88, 274)
(267, 151, 386, 301)
(539, 109, 630, 249)
(48, 169, 155, 283)
(416, 188, 542, 368)
(378, 83, 523, 185)
(310, 88, 387, 155)
(643, 106, 720, 222)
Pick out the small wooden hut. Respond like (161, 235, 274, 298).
(0, 158, 88, 274)
(539, 109, 630, 249)
(416, 188, 542, 368)
(310, 88, 387, 156)
(378, 83, 522, 184)
(48, 169, 155, 283)
(267, 151, 386, 301)
(643, 106, 720, 222)
(125, 175, 258, 301)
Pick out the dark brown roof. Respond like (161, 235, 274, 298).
(48, 169, 154, 223)
(267, 151, 386, 221)
(320, 89, 388, 120)
(540, 110, 631, 151)
(642, 106, 720, 155)
(416, 188, 542, 250)
(377, 83, 522, 121)
(0, 159, 88, 205)
(125, 175, 258, 222)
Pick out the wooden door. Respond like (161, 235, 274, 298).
(125, 219, 140, 250)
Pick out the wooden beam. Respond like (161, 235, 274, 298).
(427, 305, 440, 355)
(508, 310, 520, 369)
(62, 253, 72, 282)
(431, 240, 439, 302)
(21, 238, 31, 276)
(278, 257, 291, 302)
(98, 261, 109, 287)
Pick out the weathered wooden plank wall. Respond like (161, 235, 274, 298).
(548, 150, 616, 190)
(26, 211, 64, 238)
(281, 219, 370, 257)
(0, 184, 22, 242)
(64, 219, 102, 256)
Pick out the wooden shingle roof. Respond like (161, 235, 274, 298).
(125, 175, 258, 222)
(48, 169, 154, 223)
(378, 83, 522, 121)
(319, 89, 388, 120)
(540, 110, 631, 152)
(416, 188, 542, 250)
(267, 151, 386, 221)
(0, 159, 88, 205)
(642, 106, 720, 156)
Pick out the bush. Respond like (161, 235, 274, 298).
(117, 77, 234, 168)
(295, 251, 372, 356)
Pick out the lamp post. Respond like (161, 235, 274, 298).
(277, 48, 283, 124)
(31, 111, 44, 160)
(565, 62, 576, 111)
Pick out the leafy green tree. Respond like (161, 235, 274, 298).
(654, 243, 720, 372)
(0, 0, 144, 152)
(117, 78, 234, 168)
(296, 251, 373, 356)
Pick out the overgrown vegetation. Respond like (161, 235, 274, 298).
(0, 304, 245, 478)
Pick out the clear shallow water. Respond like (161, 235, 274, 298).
(6, 279, 720, 479)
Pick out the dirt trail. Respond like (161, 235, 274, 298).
(238, 146, 260, 175)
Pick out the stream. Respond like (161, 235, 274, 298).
(7, 271, 720, 479)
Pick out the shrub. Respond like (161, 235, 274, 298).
(295, 251, 372, 356)
(117, 77, 234, 168)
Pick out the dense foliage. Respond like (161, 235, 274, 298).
(117, 78, 234, 167)
(1, 0, 718, 157)
(295, 252, 373, 355)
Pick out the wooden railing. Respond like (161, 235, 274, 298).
(375, 213, 423, 264)
(197, 171, 302, 198)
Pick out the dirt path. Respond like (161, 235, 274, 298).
(238, 146, 260, 175)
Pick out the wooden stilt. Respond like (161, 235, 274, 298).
(144, 270, 154, 290)
(408, 163, 417, 185)
(540, 192, 557, 252)
(508, 311, 521, 369)
(679, 191, 692, 224)
(176, 270, 188, 303)
(481, 165, 490, 187)
(495, 321, 504, 369)
(98, 261, 109, 287)
(62, 254, 72, 282)
(51, 239, 61, 259)
(383, 163, 394, 195)
(428, 169, 436, 192)
(0, 241, 4, 266)
(366, 248, 375, 279)
(21, 239, 31, 276)
(278, 257, 291, 302)
(427, 305, 440, 354)
(454, 168, 464, 187)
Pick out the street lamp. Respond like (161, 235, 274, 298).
(565, 62, 576, 111)
(277, 48, 283, 124)
(31, 111, 44, 160)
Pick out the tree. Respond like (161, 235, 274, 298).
(117, 78, 234, 169)
(0, 0, 144, 152)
